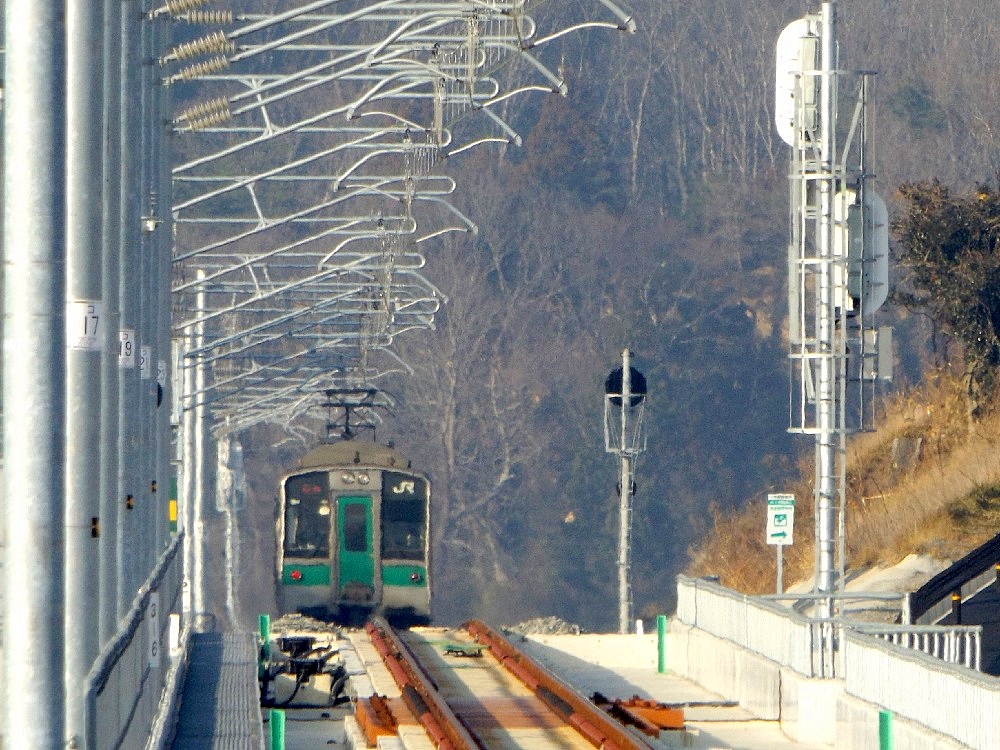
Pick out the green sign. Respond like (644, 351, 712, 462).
(766, 494, 795, 546)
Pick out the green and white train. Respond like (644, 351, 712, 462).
(276, 440, 431, 625)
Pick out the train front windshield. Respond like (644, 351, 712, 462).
(283, 471, 331, 558)
(381, 472, 427, 560)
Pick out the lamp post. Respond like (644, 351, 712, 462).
(604, 349, 647, 633)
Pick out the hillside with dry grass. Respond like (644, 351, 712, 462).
(686, 372, 1000, 593)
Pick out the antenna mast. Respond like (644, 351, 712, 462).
(775, 0, 889, 618)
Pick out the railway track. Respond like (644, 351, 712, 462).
(356, 617, 664, 750)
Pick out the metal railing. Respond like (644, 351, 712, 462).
(852, 622, 981, 670)
(677, 574, 984, 678)
(843, 629, 1000, 750)
(84, 533, 184, 750)
(677, 575, 838, 677)
(677, 574, 1000, 747)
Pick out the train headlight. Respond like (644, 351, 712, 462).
(357, 472, 370, 485)
(318, 502, 331, 516)
(341, 472, 355, 484)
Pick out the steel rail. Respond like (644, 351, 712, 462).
(466, 620, 657, 750)
(365, 617, 656, 750)
(365, 617, 481, 750)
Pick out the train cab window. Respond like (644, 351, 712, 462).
(381, 472, 427, 560)
(283, 472, 331, 558)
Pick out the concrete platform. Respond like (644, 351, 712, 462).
(266, 706, 351, 750)
(519, 632, 833, 750)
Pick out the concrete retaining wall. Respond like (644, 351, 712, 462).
(669, 620, 836, 742)
(843, 629, 999, 749)
(669, 620, 986, 749)
(673, 621, 782, 720)
(836, 694, 966, 750)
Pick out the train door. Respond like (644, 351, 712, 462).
(336, 495, 375, 604)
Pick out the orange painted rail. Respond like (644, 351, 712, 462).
(365, 618, 662, 750)
(365, 617, 481, 750)
(465, 620, 658, 750)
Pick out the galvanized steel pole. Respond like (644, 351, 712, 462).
(191, 272, 208, 626)
(618, 349, 633, 634)
(181, 334, 196, 622)
(118, 0, 143, 614)
(156, 11, 174, 555)
(604, 350, 645, 633)
(65, 0, 106, 741)
(2, 1, 67, 747)
(815, 0, 837, 610)
(139, 0, 156, 582)
(99, 0, 124, 645)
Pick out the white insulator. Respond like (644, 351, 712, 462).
(164, 0, 208, 15)
(182, 10, 234, 25)
(176, 55, 229, 81)
(177, 102, 206, 122)
(177, 96, 229, 124)
(189, 106, 233, 132)
(208, 96, 230, 115)
(177, 103, 203, 121)
(167, 31, 233, 62)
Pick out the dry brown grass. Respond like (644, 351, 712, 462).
(686, 371, 1000, 593)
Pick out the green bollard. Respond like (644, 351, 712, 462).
(657, 615, 667, 674)
(879, 709, 893, 750)
(270, 708, 285, 750)
(259, 614, 271, 659)
(258, 614, 271, 680)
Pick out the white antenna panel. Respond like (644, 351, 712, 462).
(834, 189, 889, 314)
(775, 18, 819, 147)
(863, 192, 890, 313)
(833, 189, 857, 310)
